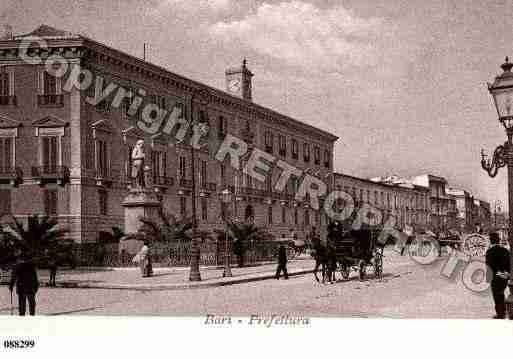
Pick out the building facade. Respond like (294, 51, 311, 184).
(446, 188, 474, 232)
(334, 173, 430, 232)
(0, 25, 338, 242)
(411, 174, 457, 233)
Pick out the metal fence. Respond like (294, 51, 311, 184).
(72, 240, 281, 268)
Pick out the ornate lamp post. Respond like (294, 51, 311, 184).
(189, 89, 210, 282)
(221, 188, 233, 277)
(481, 57, 513, 315)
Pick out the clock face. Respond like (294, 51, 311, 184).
(228, 79, 240, 93)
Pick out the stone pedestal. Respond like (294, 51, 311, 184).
(121, 188, 161, 235)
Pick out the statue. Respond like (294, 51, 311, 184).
(131, 139, 148, 189)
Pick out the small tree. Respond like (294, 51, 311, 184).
(226, 221, 271, 267)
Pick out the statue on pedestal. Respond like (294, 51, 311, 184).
(131, 139, 148, 189)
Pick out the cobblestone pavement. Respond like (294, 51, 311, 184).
(0, 249, 505, 318)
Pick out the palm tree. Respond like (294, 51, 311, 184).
(138, 210, 194, 243)
(226, 221, 271, 267)
(1, 215, 72, 284)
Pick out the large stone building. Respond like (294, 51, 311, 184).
(411, 174, 457, 233)
(334, 173, 430, 232)
(0, 25, 338, 242)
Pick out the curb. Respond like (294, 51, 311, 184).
(54, 269, 314, 291)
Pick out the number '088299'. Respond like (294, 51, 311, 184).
(3, 340, 35, 349)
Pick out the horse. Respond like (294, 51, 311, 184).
(311, 242, 337, 284)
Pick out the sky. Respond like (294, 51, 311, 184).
(2, 0, 513, 209)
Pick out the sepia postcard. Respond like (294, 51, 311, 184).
(0, 0, 512, 357)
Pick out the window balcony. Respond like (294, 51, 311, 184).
(0, 166, 23, 186)
(152, 176, 173, 193)
(199, 181, 217, 196)
(37, 94, 64, 107)
(177, 177, 193, 195)
(0, 95, 17, 106)
(95, 167, 113, 187)
(32, 165, 69, 185)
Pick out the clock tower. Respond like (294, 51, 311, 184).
(225, 59, 253, 101)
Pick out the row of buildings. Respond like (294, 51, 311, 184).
(0, 25, 492, 243)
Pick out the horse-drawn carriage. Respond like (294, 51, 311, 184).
(334, 229, 384, 281)
(312, 227, 384, 282)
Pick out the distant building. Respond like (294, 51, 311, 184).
(335, 173, 430, 231)
(411, 174, 457, 233)
(446, 188, 474, 232)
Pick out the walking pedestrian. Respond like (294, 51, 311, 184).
(275, 244, 288, 280)
(485, 232, 511, 319)
(9, 251, 39, 316)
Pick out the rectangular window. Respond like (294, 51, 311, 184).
(324, 149, 330, 168)
(200, 160, 207, 187)
(180, 196, 187, 217)
(201, 198, 208, 221)
(218, 116, 227, 138)
(245, 173, 253, 188)
(291, 139, 298, 160)
(281, 206, 286, 224)
(294, 208, 298, 225)
(278, 135, 287, 157)
(42, 136, 58, 171)
(374, 191, 378, 205)
(220, 163, 226, 188)
(314, 146, 320, 165)
(0, 189, 11, 216)
(43, 71, 57, 95)
(0, 67, 14, 103)
(268, 206, 273, 224)
(44, 189, 58, 216)
(303, 143, 310, 162)
(179, 156, 186, 179)
(360, 189, 364, 203)
(152, 150, 167, 183)
(304, 209, 310, 226)
(0, 71, 8, 96)
(99, 190, 108, 215)
(0, 137, 13, 170)
(264, 131, 273, 154)
(96, 140, 109, 177)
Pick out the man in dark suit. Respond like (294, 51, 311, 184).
(275, 244, 289, 280)
(485, 232, 511, 319)
(9, 251, 39, 316)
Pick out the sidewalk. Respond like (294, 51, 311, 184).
(30, 258, 316, 291)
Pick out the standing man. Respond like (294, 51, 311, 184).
(485, 232, 511, 319)
(275, 244, 289, 280)
(9, 251, 39, 316)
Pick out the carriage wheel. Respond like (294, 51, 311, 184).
(340, 263, 350, 280)
(374, 253, 383, 280)
(463, 234, 489, 257)
(359, 260, 366, 281)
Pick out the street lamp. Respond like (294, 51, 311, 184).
(221, 188, 233, 277)
(189, 89, 210, 282)
(481, 57, 513, 316)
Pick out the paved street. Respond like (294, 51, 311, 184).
(0, 249, 502, 318)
